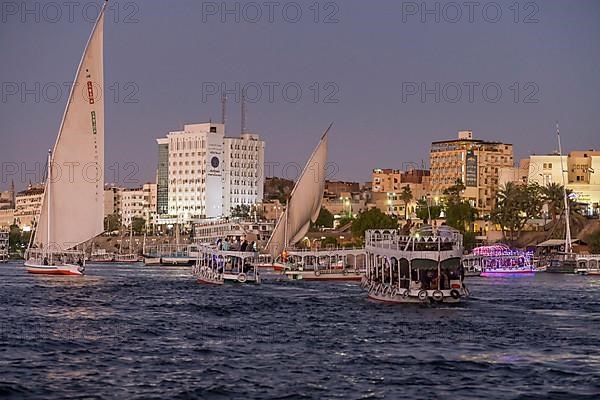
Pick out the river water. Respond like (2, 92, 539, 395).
(0, 262, 598, 399)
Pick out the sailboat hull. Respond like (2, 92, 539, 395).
(24, 261, 84, 276)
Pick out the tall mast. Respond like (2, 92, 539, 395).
(47, 150, 52, 261)
(129, 222, 133, 253)
(556, 122, 572, 254)
(284, 205, 288, 249)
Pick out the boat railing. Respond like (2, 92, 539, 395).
(365, 229, 463, 251)
(576, 254, 600, 260)
(26, 248, 85, 264)
(197, 244, 260, 260)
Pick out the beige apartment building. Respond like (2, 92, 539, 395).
(528, 150, 600, 216)
(370, 168, 431, 218)
(14, 184, 44, 229)
(498, 159, 530, 187)
(104, 184, 158, 229)
(120, 184, 158, 228)
(430, 130, 513, 214)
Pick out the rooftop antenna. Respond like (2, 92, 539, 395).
(241, 88, 247, 134)
(221, 92, 227, 131)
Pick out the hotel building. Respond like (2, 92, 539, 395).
(430, 130, 513, 213)
(156, 122, 264, 224)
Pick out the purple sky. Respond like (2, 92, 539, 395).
(1, 0, 599, 191)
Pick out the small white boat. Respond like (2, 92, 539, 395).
(284, 269, 363, 281)
(25, 249, 85, 275)
(143, 256, 162, 266)
(194, 245, 261, 285)
(113, 253, 139, 264)
(575, 255, 600, 275)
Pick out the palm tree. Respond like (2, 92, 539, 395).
(541, 183, 564, 225)
(399, 185, 413, 220)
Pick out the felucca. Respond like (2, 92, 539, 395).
(25, 1, 107, 275)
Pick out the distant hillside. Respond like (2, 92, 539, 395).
(264, 177, 294, 203)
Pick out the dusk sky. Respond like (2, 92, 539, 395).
(1, 0, 599, 190)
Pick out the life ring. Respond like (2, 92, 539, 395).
(450, 289, 461, 299)
(402, 289, 409, 298)
(418, 290, 428, 301)
(342, 269, 348, 276)
(314, 270, 321, 276)
(237, 273, 247, 283)
(390, 288, 398, 297)
(432, 290, 444, 302)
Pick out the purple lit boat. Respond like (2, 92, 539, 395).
(464, 244, 537, 276)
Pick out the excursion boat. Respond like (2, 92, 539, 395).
(193, 245, 261, 284)
(464, 244, 536, 276)
(362, 226, 469, 304)
(575, 255, 600, 275)
(280, 249, 365, 281)
(24, 3, 107, 276)
(144, 244, 199, 266)
(89, 249, 116, 263)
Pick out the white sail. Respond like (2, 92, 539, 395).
(266, 125, 330, 258)
(33, 4, 106, 252)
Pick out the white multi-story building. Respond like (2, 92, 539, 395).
(223, 133, 265, 213)
(121, 184, 157, 228)
(158, 122, 264, 224)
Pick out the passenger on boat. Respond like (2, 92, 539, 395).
(43, 257, 48, 265)
(240, 240, 248, 251)
(216, 239, 222, 250)
(222, 238, 230, 251)
(430, 271, 439, 290)
(439, 270, 449, 290)
(247, 241, 256, 252)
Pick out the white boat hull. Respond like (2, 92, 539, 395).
(161, 257, 195, 266)
(576, 269, 600, 275)
(223, 272, 261, 284)
(366, 286, 467, 304)
(144, 257, 162, 266)
(24, 261, 84, 276)
(284, 270, 363, 282)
